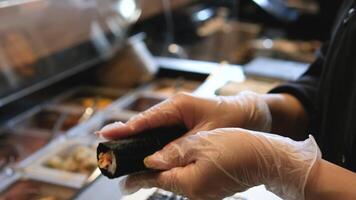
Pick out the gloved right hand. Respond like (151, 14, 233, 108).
(98, 91, 272, 139)
(120, 128, 321, 200)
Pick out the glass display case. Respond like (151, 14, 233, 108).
(0, 0, 140, 106)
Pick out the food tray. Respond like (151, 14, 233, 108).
(24, 138, 100, 188)
(53, 86, 127, 110)
(0, 177, 78, 200)
(0, 129, 51, 172)
(7, 106, 87, 135)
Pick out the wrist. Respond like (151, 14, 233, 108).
(236, 91, 272, 132)
(305, 158, 322, 200)
(261, 93, 308, 139)
(258, 134, 321, 200)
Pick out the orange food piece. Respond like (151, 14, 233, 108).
(98, 152, 112, 170)
(82, 98, 112, 110)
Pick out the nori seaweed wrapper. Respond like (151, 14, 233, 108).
(97, 125, 187, 179)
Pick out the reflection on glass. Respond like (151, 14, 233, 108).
(0, 0, 141, 105)
(117, 0, 141, 23)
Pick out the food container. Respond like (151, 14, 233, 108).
(24, 139, 100, 188)
(0, 130, 51, 171)
(0, 178, 78, 200)
(8, 106, 85, 135)
(123, 92, 167, 112)
(54, 87, 126, 110)
(44, 145, 97, 176)
(150, 78, 201, 96)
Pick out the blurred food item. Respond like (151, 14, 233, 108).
(125, 94, 166, 112)
(139, 0, 193, 20)
(99, 35, 158, 89)
(0, 30, 38, 77)
(286, 0, 319, 14)
(0, 142, 18, 170)
(25, 110, 81, 132)
(0, 132, 50, 169)
(63, 96, 113, 110)
(251, 38, 321, 63)
(0, 179, 76, 200)
(153, 78, 200, 96)
(197, 8, 229, 37)
(81, 97, 112, 110)
(180, 21, 261, 64)
(215, 78, 281, 96)
(60, 89, 119, 110)
(45, 145, 97, 175)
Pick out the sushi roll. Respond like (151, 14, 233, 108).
(97, 125, 187, 179)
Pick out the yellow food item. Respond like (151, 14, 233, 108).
(81, 98, 112, 110)
(45, 146, 96, 175)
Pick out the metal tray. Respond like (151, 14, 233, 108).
(7, 105, 86, 136)
(24, 138, 100, 189)
(0, 176, 78, 200)
(0, 129, 52, 174)
(0, 87, 128, 175)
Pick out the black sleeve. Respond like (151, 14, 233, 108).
(268, 44, 328, 118)
(269, 0, 349, 117)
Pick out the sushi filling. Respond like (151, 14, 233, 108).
(98, 151, 116, 175)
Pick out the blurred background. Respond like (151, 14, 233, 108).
(0, 0, 343, 199)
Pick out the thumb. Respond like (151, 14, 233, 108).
(122, 134, 205, 197)
(144, 135, 199, 170)
(98, 98, 183, 139)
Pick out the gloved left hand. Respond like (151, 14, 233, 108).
(120, 128, 321, 200)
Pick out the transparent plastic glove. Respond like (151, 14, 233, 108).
(120, 128, 321, 200)
(98, 91, 271, 139)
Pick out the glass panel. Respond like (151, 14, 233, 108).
(0, 0, 140, 102)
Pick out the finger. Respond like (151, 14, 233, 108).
(95, 121, 132, 139)
(142, 125, 213, 170)
(98, 98, 184, 139)
(125, 93, 196, 135)
(126, 100, 183, 133)
(144, 134, 202, 170)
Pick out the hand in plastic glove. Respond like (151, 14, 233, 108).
(120, 128, 321, 200)
(98, 92, 271, 139)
